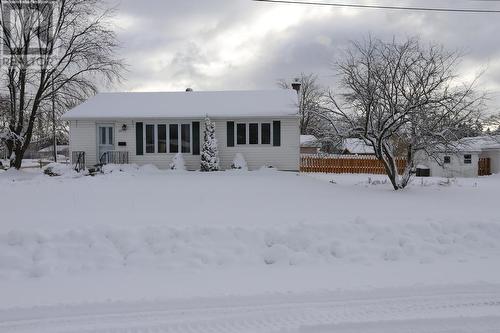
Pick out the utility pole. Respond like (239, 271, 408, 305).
(52, 77, 57, 163)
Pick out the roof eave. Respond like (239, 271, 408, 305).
(62, 114, 300, 121)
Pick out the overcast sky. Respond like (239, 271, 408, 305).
(108, 0, 500, 112)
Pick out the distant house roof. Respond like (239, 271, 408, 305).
(342, 138, 375, 155)
(38, 145, 69, 153)
(451, 136, 500, 152)
(62, 90, 299, 120)
(300, 135, 321, 148)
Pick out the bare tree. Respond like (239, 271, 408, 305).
(279, 73, 325, 135)
(321, 37, 485, 190)
(0, 0, 123, 169)
(485, 114, 500, 134)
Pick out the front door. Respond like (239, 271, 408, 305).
(98, 125, 114, 163)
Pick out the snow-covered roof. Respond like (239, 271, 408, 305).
(62, 90, 299, 120)
(38, 145, 69, 153)
(300, 135, 321, 147)
(342, 138, 375, 155)
(450, 136, 500, 152)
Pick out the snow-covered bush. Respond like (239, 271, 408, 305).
(43, 163, 79, 178)
(231, 153, 248, 171)
(101, 164, 140, 174)
(259, 165, 277, 172)
(200, 116, 219, 172)
(138, 164, 161, 174)
(170, 153, 186, 171)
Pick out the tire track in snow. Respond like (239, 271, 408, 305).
(1, 291, 500, 333)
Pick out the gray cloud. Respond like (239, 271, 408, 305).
(108, 0, 500, 112)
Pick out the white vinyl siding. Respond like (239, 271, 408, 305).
(69, 120, 98, 167)
(215, 118, 299, 171)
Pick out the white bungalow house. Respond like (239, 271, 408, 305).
(416, 136, 500, 178)
(61, 90, 300, 171)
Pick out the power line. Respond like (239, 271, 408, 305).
(252, 0, 500, 13)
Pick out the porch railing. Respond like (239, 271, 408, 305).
(100, 151, 129, 165)
(72, 151, 86, 172)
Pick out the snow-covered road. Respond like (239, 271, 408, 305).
(2, 286, 499, 333)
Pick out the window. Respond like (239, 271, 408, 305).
(99, 127, 106, 145)
(444, 156, 451, 164)
(181, 124, 191, 153)
(464, 154, 472, 164)
(226, 121, 277, 147)
(98, 127, 113, 145)
(145, 125, 155, 153)
(237, 123, 246, 145)
(249, 123, 259, 145)
(108, 127, 113, 146)
(261, 123, 271, 145)
(169, 124, 179, 153)
(157, 124, 167, 153)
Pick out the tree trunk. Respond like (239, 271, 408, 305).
(383, 161, 400, 191)
(379, 145, 401, 191)
(399, 147, 414, 189)
(11, 145, 24, 169)
(6, 140, 13, 162)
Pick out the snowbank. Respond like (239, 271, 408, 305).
(1, 169, 500, 300)
(1, 219, 498, 279)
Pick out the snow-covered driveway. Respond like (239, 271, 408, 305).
(1, 166, 500, 332)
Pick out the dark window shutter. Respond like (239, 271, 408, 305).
(273, 121, 281, 147)
(227, 121, 235, 147)
(192, 122, 200, 155)
(136, 122, 143, 155)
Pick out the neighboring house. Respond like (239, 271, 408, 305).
(342, 138, 375, 155)
(38, 145, 69, 160)
(417, 136, 500, 178)
(61, 90, 300, 171)
(300, 135, 321, 154)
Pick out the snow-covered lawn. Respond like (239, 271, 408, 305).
(1, 165, 500, 332)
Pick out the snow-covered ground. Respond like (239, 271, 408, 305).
(1, 165, 500, 332)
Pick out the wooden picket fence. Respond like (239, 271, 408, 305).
(478, 157, 491, 176)
(300, 155, 407, 175)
